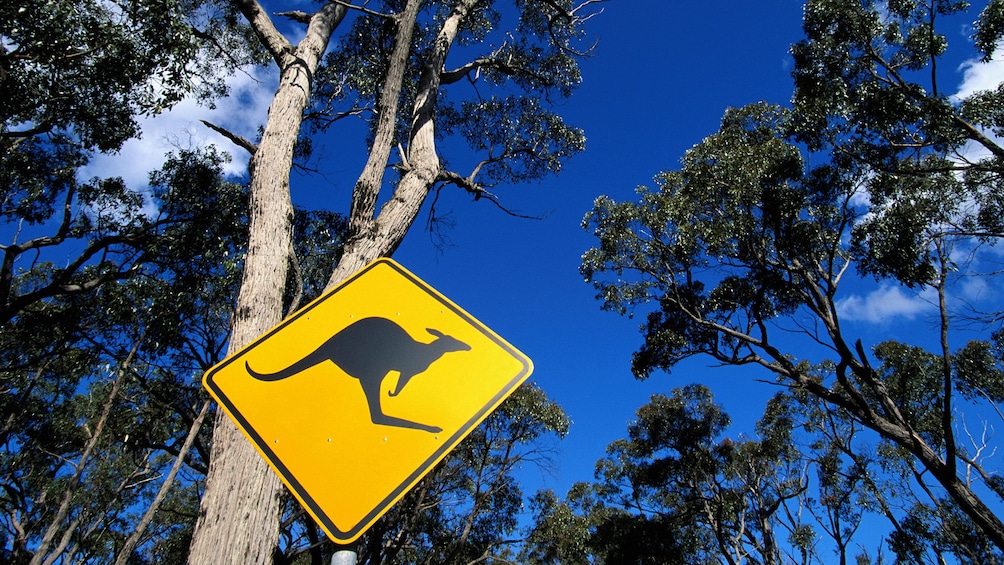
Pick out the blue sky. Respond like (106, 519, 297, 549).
(83, 0, 1004, 520)
(384, 0, 1004, 498)
(372, 0, 810, 492)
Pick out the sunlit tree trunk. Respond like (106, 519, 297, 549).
(190, 0, 465, 559)
(325, 0, 479, 290)
(186, 2, 346, 563)
(190, 0, 568, 560)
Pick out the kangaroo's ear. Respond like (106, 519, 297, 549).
(426, 328, 445, 338)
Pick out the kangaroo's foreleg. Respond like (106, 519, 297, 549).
(358, 375, 442, 434)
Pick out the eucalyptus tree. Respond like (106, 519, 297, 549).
(521, 486, 597, 565)
(263, 384, 567, 564)
(583, 100, 1004, 557)
(0, 0, 254, 325)
(0, 149, 244, 564)
(0, 145, 350, 563)
(529, 368, 1002, 563)
(340, 384, 569, 565)
(523, 386, 810, 565)
(791, 0, 1004, 271)
(1, 3, 245, 552)
(191, 1, 604, 562)
(583, 0, 1004, 554)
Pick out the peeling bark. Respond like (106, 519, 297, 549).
(186, 2, 346, 563)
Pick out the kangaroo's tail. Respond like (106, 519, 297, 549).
(245, 349, 328, 381)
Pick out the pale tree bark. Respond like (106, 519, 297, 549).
(192, 0, 517, 561)
(186, 2, 347, 563)
(327, 0, 482, 291)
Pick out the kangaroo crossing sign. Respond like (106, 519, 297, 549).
(202, 258, 532, 543)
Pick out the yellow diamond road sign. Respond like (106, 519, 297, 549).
(202, 258, 533, 543)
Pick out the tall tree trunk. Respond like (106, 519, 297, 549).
(187, 3, 346, 563)
(190, 0, 482, 560)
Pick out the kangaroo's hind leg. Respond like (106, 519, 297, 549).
(358, 373, 442, 433)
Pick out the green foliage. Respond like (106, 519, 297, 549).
(887, 499, 1003, 564)
(0, 0, 263, 327)
(582, 102, 847, 379)
(1, 0, 258, 147)
(582, 0, 1004, 559)
(954, 332, 1004, 403)
(0, 0, 200, 151)
(285, 210, 350, 311)
(521, 488, 595, 564)
(0, 144, 351, 563)
(975, 0, 1004, 60)
(455, 96, 586, 185)
(0, 134, 86, 224)
(789, 0, 1004, 284)
(525, 386, 809, 564)
(310, 0, 590, 193)
(849, 163, 954, 285)
(0, 150, 244, 563)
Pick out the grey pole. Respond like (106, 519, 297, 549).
(331, 550, 357, 565)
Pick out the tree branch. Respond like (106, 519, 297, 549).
(332, 0, 397, 20)
(232, 0, 294, 67)
(1, 234, 148, 325)
(347, 0, 422, 237)
(539, 0, 607, 56)
(113, 400, 212, 565)
(275, 10, 311, 24)
(200, 120, 257, 155)
(866, 44, 1004, 160)
(435, 170, 545, 220)
(30, 335, 143, 565)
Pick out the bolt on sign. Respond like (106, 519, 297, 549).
(203, 258, 533, 543)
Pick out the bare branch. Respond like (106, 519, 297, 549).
(275, 10, 311, 24)
(333, 0, 396, 20)
(435, 171, 546, 220)
(539, 0, 608, 56)
(113, 400, 212, 565)
(200, 120, 257, 155)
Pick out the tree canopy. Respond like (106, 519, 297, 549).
(3, 0, 605, 560)
(14, 0, 1004, 562)
(1, 2, 250, 560)
(189, 1, 605, 562)
(0, 0, 259, 325)
(581, 0, 1004, 560)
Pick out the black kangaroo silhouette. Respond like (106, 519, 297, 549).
(245, 317, 470, 433)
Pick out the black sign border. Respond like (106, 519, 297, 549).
(203, 258, 533, 542)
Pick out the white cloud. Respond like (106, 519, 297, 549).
(80, 67, 277, 189)
(956, 48, 1004, 100)
(836, 284, 936, 324)
(949, 46, 1004, 163)
(833, 48, 1004, 327)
